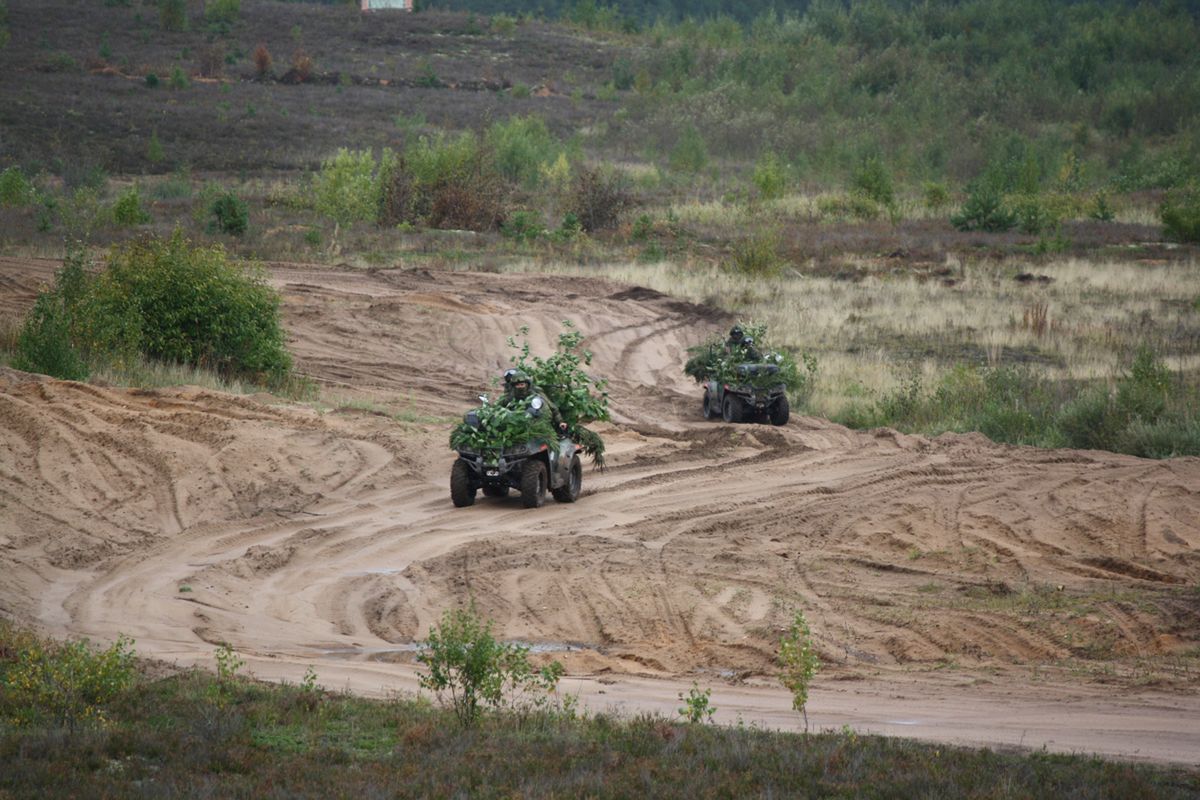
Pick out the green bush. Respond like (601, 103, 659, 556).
(102, 233, 290, 379)
(951, 183, 1016, 232)
(1012, 193, 1061, 235)
(0, 165, 33, 207)
(12, 258, 93, 381)
(668, 124, 708, 174)
(851, 155, 894, 207)
(500, 209, 545, 242)
(779, 610, 819, 731)
(0, 621, 136, 730)
(168, 66, 189, 89)
(159, 0, 187, 32)
(727, 228, 783, 276)
(112, 186, 152, 226)
(417, 604, 564, 728)
(567, 166, 631, 232)
(15, 235, 291, 383)
(204, 0, 239, 26)
(922, 181, 951, 212)
(485, 115, 559, 189)
(208, 191, 249, 235)
(313, 148, 382, 229)
(752, 151, 787, 200)
(1160, 184, 1200, 243)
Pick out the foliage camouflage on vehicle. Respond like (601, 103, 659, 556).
(448, 401, 558, 454)
(684, 322, 814, 394)
(449, 322, 610, 466)
(508, 321, 610, 466)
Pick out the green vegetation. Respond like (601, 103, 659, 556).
(111, 186, 151, 226)
(508, 321, 611, 464)
(2, 620, 1195, 798)
(676, 682, 716, 725)
(13, 234, 291, 384)
(417, 604, 566, 728)
(1161, 184, 1200, 243)
(208, 190, 248, 235)
(0, 165, 32, 207)
(779, 610, 820, 731)
(837, 351, 1200, 458)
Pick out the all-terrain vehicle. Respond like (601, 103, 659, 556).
(450, 396, 583, 509)
(702, 362, 790, 426)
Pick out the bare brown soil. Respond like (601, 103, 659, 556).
(1, 257, 1199, 764)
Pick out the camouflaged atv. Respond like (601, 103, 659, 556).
(702, 361, 790, 425)
(450, 395, 583, 509)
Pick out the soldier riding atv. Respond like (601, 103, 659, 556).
(686, 324, 809, 427)
(450, 370, 583, 508)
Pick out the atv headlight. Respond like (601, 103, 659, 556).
(528, 396, 544, 417)
(464, 411, 481, 428)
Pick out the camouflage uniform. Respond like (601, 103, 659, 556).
(502, 370, 567, 433)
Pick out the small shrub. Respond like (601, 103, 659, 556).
(303, 227, 321, 247)
(159, 0, 187, 32)
(851, 155, 894, 207)
(491, 13, 517, 35)
(313, 148, 381, 230)
(486, 115, 559, 189)
(501, 210, 545, 243)
(568, 166, 631, 232)
(112, 186, 151, 226)
(1089, 191, 1116, 222)
(951, 183, 1016, 232)
(208, 191, 248, 235)
(922, 181, 951, 212)
(779, 610, 819, 731)
(144, 72, 159, 88)
(677, 683, 716, 724)
(290, 49, 312, 82)
(727, 228, 783, 276)
(1013, 193, 1061, 235)
(1160, 184, 1200, 243)
(146, 129, 165, 162)
(204, 0, 239, 26)
(752, 151, 787, 200)
(416, 60, 441, 88)
(198, 43, 225, 78)
(168, 66, 189, 89)
(631, 213, 654, 242)
(0, 630, 136, 729)
(12, 255, 93, 380)
(417, 604, 564, 728)
(0, 165, 33, 207)
(553, 212, 582, 243)
(253, 42, 272, 77)
(668, 124, 708, 174)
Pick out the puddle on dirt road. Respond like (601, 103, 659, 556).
(317, 641, 587, 662)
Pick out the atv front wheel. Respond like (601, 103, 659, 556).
(450, 459, 476, 507)
(769, 395, 790, 426)
(482, 486, 509, 498)
(702, 389, 718, 419)
(552, 455, 582, 503)
(520, 459, 548, 508)
(722, 394, 743, 423)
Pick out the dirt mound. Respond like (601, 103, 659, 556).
(1, 259, 1198, 762)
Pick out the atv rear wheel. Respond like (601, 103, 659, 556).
(520, 459, 548, 508)
(482, 486, 509, 498)
(552, 455, 582, 503)
(702, 389, 718, 419)
(722, 394, 743, 423)
(450, 459, 476, 507)
(769, 395, 790, 426)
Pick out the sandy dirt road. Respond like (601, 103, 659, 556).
(1, 257, 1198, 765)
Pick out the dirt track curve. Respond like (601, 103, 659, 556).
(2, 258, 1199, 765)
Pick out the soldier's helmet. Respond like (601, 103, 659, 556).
(729, 325, 744, 342)
(508, 369, 532, 399)
(502, 368, 518, 385)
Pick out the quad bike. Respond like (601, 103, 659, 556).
(450, 395, 583, 509)
(701, 362, 790, 426)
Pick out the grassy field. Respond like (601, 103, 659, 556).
(2, 622, 1197, 799)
